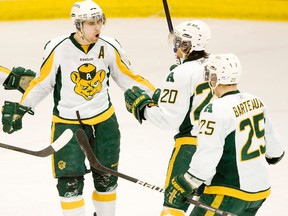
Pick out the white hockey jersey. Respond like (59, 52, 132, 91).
(188, 90, 285, 201)
(144, 58, 214, 138)
(20, 33, 155, 124)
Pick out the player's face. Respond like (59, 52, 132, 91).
(82, 19, 103, 43)
(208, 73, 221, 96)
(209, 73, 218, 88)
(175, 40, 191, 58)
(169, 34, 191, 58)
(176, 48, 185, 58)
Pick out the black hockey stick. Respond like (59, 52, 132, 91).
(76, 128, 236, 216)
(162, 0, 174, 34)
(161, 0, 181, 65)
(0, 129, 73, 157)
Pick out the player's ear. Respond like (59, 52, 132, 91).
(97, 70, 105, 82)
(71, 71, 80, 83)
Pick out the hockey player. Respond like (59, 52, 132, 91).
(124, 20, 214, 215)
(164, 54, 285, 216)
(1, 1, 155, 216)
(0, 66, 35, 93)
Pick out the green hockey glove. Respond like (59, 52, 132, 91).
(2, 101, 32, 134)
(164, 174, 194, 209)
(164, 173, 204, 209)
(124, 86, 156, 124)
(3, 66, 36, 93)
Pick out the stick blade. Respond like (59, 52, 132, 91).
(51, 129, 73, 152)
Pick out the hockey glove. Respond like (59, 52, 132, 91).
(3, 66, 36, 93)
(265, 152, 285, 165)
(2, 101, 32, 134)
(124, 86, 156, 124)
(164, 173, 204, 209)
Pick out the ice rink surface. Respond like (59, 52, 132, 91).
(0, 18, 287, 216)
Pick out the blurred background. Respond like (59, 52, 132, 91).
(0, 0, 288, 21)
(0, 1, 287, 216)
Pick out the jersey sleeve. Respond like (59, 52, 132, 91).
(188, 103, 226, 180)
(20, 38, 60, 109)
(104, 37, 156, 96)
(144, 64, 203, 130)
(264, 107, 285, 158)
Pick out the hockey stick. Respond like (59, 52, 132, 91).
(162, 0, 174, 34)
(161, 0, 181, 65)
(0, 129, 73, 157)
(0, 65, 11, 74)
(76, 128, 236, 216)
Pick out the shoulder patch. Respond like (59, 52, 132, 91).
(204, 103, 213, 113)
(166, 72, 174, 82)
(98, 46, 105, 59)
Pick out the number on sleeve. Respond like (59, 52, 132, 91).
(199, 119, 215, 135)
(160, 89, 178, 104)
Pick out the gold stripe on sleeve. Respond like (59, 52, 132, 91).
(115, 50, 155, 92)
(20, 51, 55, 104)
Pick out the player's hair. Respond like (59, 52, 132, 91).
(187, 50, 209, 61)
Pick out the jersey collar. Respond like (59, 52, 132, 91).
(221, 90, 240, 98)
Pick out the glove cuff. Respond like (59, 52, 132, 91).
(16, 104, 32, 115)
(184, 173, 204, 189)
(3, 67, 36, 93)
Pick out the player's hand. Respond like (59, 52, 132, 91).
(2, 101, 32, 134)
(3, 66, 36, 93)
(164, 173, 204, 209)
(124, 86, 156, 124)
(165, 174, 194, 209)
